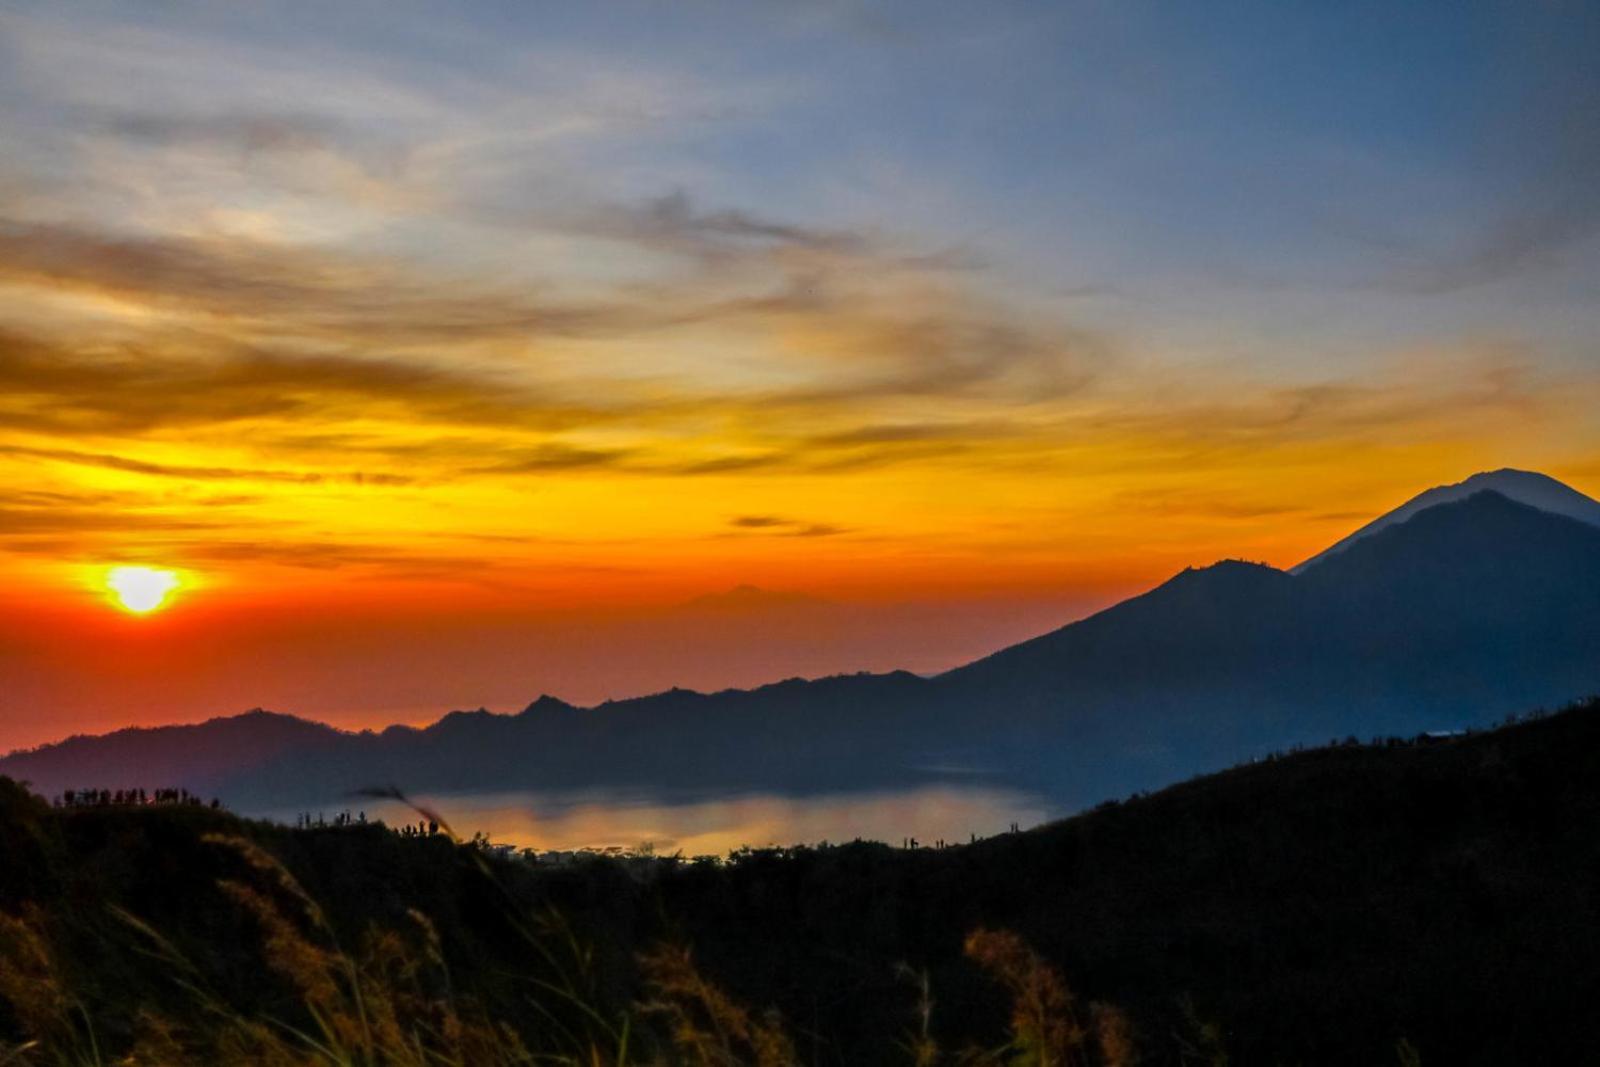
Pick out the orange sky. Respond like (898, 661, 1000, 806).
(2, 4, 1598, 751)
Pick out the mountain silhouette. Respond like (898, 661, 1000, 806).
(5, 476, 1600, 813)
(0, 709, 342, 799)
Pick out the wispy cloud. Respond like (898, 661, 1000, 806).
(0, 0, 1594, 605)
(727, 515, 849, 538)
(0, 444, 413, 485)
(470, 445, 634, 474)
(563, 189, 868, 261)
(99, 110, 353, 156)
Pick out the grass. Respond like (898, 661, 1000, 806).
(0, 834, 1160, 1066)
(0, 780, 1155, 1066)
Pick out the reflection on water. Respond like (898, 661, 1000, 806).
(300, 785, 1055, 856)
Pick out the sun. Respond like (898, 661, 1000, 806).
(105, 566, 181, 614)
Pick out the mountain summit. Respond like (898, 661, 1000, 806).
(1292, 468, 1600, 572)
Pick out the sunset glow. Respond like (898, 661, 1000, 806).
(0, 3, 1597, 751)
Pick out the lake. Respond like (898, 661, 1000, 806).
(305, 784, 1057, 856)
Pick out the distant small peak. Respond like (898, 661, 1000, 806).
(1209, 558, 1279, 572)
(520, 694, 576, 715)
(1168, 558, 1284, 582)
(1149, 559, 1289, 601)
(432, 707, 498, 728)
(216, 708, 326, 729)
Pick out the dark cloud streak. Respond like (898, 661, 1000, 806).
(0, 444, 413, 485)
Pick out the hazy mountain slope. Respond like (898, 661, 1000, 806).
(941, 558, 1303, 696)
(0, 710, 345, 800)
(920, 491, 1600, 798)
(209, 669, 935, 809)
(1292, 468, 1600, 572)
(946, 490, 1600, 703)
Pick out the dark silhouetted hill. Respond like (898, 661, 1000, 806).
(0, 709, 343, 801)
(926, 491, 1600, 794)
(3, 699, 1599, 1064)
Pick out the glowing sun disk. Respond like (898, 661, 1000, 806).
(106, 566, 180, 614)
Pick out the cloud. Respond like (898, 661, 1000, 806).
(470, 445, 633, 474)
(0, 482, 290, 555)
(573, 190, 867, 260)
(726, 515, 849, 538)
(99, 110, 351, 156)
(1112, 487, 1309, 521)
(169, 539, 495, 575)
(0, 326, 595, 437)
(0, 320, 1049, 486)
(0, 221, 626, 345)
(0, 444, 413, 485)
(1074, 356, 1545, 454)
(0, 504, 225, 538)
(805, 420, 1014, 448)
(4, 320, 1558, 502)
(0, 211, 1105, 414)
(709, 262, 1110, 405)
(668, 454, 784, 475)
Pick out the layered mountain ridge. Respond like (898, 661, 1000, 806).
(5, 475, 1600, 813)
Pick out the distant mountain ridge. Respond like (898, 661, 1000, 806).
(0, 710, 346, 803)
(5, 473, 1600, 813)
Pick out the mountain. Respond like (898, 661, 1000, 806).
(0, 709, 343, 799)
(1292, 467, 1600, 572)
(5, 475, 1600, 813)
(931, 490, 1600, 797)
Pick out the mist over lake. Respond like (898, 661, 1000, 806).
(270, 784, 1056, 856)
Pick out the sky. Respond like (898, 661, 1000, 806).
(1, 1, 1597, 750)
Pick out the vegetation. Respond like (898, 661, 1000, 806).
(0, 814, 1139, 1066)
(3, 697, 1600, 1064)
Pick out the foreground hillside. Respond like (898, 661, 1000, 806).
(4, 697, 1600, 1064)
